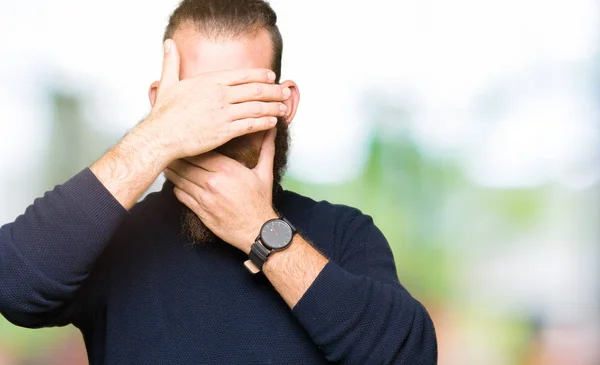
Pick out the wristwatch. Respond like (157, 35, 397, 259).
(244, 217, 297, 274)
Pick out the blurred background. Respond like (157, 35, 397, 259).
(0, 0, 598, 364)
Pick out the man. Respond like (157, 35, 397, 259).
(0, 0, 437, 363)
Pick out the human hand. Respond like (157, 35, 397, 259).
(142, 39, 290, 162)
(164, 128, 279, 253)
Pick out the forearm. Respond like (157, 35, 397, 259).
(263, 234, 436, 364)
(91, 122, 172, 210)
(263, 236, 329, 308)
(291, 261, 437, 364)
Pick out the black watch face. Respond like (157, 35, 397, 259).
(261, 220, 293, 249)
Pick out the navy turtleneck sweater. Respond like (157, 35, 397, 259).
(0, 169, 437, 364)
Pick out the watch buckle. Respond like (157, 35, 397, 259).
(244, 259, 261, 274)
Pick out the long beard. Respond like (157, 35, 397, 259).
(180, 118, 290, 245)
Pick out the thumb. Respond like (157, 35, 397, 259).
(255, 127, 277, 180)
(157, 39, 180, 98)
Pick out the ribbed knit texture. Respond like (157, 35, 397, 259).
(0, 168, 437, 364)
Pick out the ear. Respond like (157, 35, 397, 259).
(148, 81, 160, 107)
(279, 80, 300, 125)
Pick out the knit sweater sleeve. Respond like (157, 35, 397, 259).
(0, 168, 127, 328)
(291, 209, 438, 364)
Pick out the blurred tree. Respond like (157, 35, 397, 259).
(45, 88, 114, 190)
(284, 93, 550, 364)
(46, 91, 88, 188)
(0, 86, 116, 364)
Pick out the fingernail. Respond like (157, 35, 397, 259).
(268, 71, 276, 81)
(280, 104, 288, 113)
(270, 117, 278, 124)
(282, 88, 291, 98)
(164, 40, 172, 54)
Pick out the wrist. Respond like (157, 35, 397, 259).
(262, 235, 303, 274)
(126, 121, 174, 170)
(89, 121, 173, 210)
(242, 210, 279, 254)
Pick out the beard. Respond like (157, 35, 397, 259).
(180, 117, 290, 245)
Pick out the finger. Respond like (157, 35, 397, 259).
(226, 83, 291, 104)
(168, 159, 200, 180)
(167, 160, 212, 188)
(157, 39, 180, 98)
(186, 152, 241, 173)
(203, 68, 276, 86)
(173, 186, 202, 214)
(164, 167, 205, 193)
(255, 127, 277, 180)
(228, 101, 287, 121)
(227, 117, 278, 140)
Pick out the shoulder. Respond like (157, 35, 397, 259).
(130, 190, 174, 221)
(280, 189, 399, 282)
(125, 190, 166, 228)
(109, 187, 180, 248)
(278, 190, 365, 230)
(278, 190, 375, 259)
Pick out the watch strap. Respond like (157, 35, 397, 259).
(248, 240, 270, 270)
(282, 217, 296, 233)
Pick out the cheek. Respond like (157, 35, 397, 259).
(220, 131, 265, 151)
(246, 131, 266, 150)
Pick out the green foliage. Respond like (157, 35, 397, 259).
(284, 133, 458, 302)
(284, 127, 547, 305)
